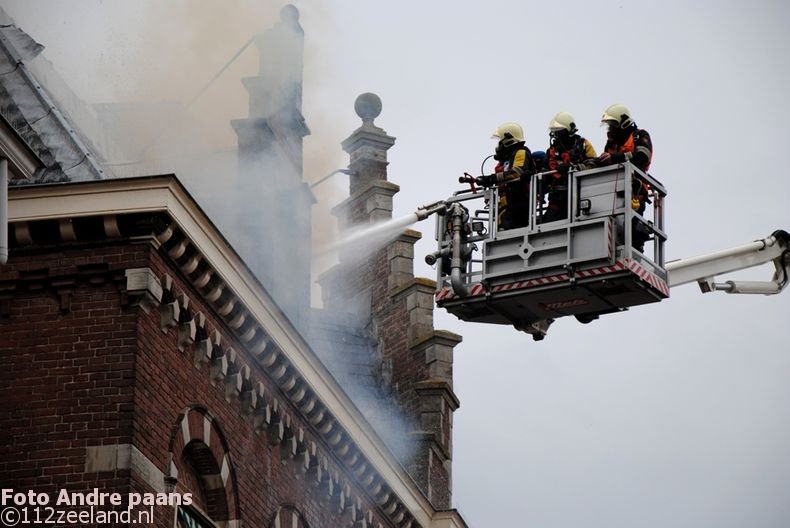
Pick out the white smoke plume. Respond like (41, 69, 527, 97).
(2, 0, 423, 478)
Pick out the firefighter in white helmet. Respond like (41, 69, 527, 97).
(598, 103, 654, 251)
(541, 112, 597, 223)
(598, 103, 652, 178)
(477, 122, 536, 230)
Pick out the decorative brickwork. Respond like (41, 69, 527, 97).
(166, 406, 240, 523)
(323, 94, 462, 509)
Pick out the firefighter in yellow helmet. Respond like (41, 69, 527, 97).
(598, 103, 652, 178)
(541, 112, 597, 223)
(477, 122, 536, 230)
(598, 103, 654, 251)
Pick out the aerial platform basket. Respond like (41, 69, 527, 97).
(429, 163, 668, 338)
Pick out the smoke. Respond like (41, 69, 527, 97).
(97, 4, 276, 162)
(101, 0, 421, 469)
(2, 0, 421, 483)
(83, 0, 348, 311)
(307, 307, 419, 466)
(1, 0, 349, 282)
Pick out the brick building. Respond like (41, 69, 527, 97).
(0, 5, 467, 528)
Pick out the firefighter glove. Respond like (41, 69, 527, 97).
(475, 174, 497, 187)
(597, 152, 612, 165)
(609, 152, 633, 164)
(554, 162, 570, 174)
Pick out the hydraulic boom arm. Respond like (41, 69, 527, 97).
(666, 230, 790, 295)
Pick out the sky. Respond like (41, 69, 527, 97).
(3, 1, 789, 527)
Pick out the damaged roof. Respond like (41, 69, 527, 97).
(0, 9, 106, 183)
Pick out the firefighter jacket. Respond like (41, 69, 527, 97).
(603, 125, 652, 173)
(496, 143, 534, 208)
(544, 135, 597, 195)
(604, 125, 653, 212)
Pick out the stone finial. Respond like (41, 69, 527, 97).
(340, 93, 396, 212)
(354, 93, 382, 126)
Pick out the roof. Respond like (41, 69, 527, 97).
(0, 10, 107, 183)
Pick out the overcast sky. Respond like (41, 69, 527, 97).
(3, 1, 789, 526)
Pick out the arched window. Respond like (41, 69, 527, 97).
(270, 504, 310, 528)
(167, 407, 240, 528)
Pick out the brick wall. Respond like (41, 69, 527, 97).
(0, 238, 400, 527)
(0, 244, 144, 499)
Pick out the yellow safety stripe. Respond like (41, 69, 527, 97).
(584, 139, 597, 158)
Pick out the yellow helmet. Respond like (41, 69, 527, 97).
(548, 112, 577, 134)
(491, 122, 525, 147)
(601, 103, 633, 128)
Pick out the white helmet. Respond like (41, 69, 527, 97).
(601, 103, 633, 128)
(548, 111, 577, 134)
(491, 122, 525, 147)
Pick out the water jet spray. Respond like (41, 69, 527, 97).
(314, 198, 452, 258)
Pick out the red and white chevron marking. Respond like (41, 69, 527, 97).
(435, 272, 572, 301)
(492, 273, 571, 292)
(626, 259, 671, 297)
(575, 260, 626, 278)
(435, 258, 670, 302)
(434, 268, 583, 302)
(468, 283, 487, 297)
(435, 283, 482, 301)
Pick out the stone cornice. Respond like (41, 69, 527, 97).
(6, 175, 454, 528)
(389, 277, 437, 300)
(398, 229, 423, 243)
(331, 180, 401, 220)
(341, 124, 396, 154)
(410, 330, 462, 353)
(413, 380, 460, 412)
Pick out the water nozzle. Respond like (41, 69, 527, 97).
(415, 200, 448, 221)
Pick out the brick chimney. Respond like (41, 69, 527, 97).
(230, 5, 313, 330)
(320, 93, 462, 509)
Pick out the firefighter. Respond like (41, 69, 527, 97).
(597, 103, 654, 250)
(477, 122, 535, 230)
(541, 112, 597, 223)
